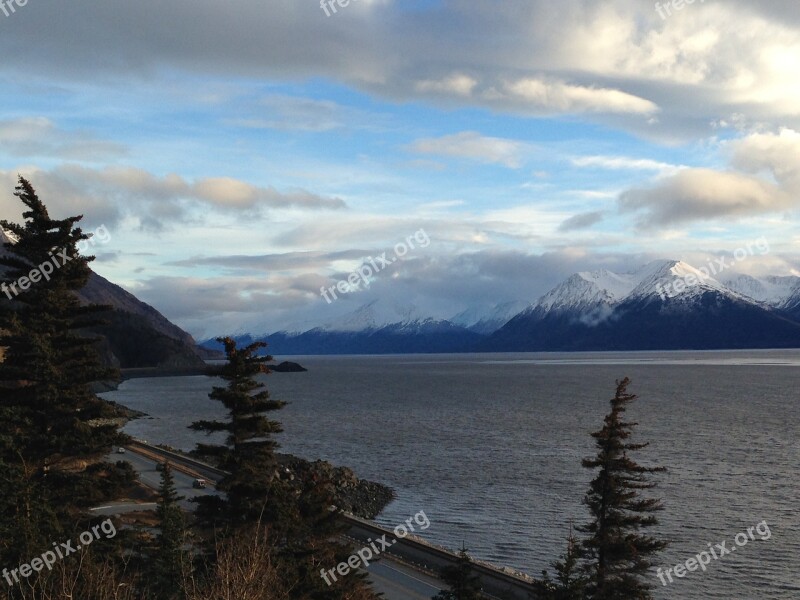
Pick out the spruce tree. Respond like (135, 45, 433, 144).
(150, 462, 188, 600)
(432, 546, 483, 600)
(0, 177, 120, 468)
(287, 469, 378, 600)
(577, 378, 666, 600)
(190, 337, 285, 525)
(0, 177, 123, 567)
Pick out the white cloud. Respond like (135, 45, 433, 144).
(728, 128, 800, 194)
(486, 78, 658, 115)
(0, 165, 346, 232)
(572, 155, 680, 173)
(409, 131, 528, 168)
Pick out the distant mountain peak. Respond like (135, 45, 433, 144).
(627, 259, 730, 301)
(535, 269, 637, 312)
(485, 260, 800, 352)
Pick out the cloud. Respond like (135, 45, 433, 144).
(8, 1, 800, 137)
(415, 74, 478, 97)
(228, 94, 345, 132)
(0, 165, 345, 232)
(616, 128, 800, 228)
(485, 78, 658, 115)
(618, 168, 791, 228)
(572, 155, 680, 173)
(167, 249, 370, 272)
(190, 176, 344, 210)
(728, 128, 800, 194)
(0, 117, 126, 160)
(558, 211, 605, 232)
(409, 131, 528, 168)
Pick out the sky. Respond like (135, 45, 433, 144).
(1, 0, 800, 338)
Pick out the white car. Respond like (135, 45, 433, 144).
(117, 447, 126, 454)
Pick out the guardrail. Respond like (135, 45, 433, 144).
(128, 440, 226, 482)
(129, 440, 538, 600)
(342, 514, 536, 600)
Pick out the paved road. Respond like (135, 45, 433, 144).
(105, 449, 219, 509)
(365, 558, 443, 599)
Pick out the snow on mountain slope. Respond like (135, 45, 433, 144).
(533, 269, 637, 313)
(722, 274, 800, 308)
(451, 300, 530, 334)
(277, 299, 427, 334)
(521, 259, 754, 324)
(626, 260, 732, 301)
(242, 260, 795, 342)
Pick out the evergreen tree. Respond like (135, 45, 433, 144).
(0, 177, 120, 469)
(577, 378, 666, 600)
(533, 528, 587, 600)
(151, 462, 187, 600)
(551, 530, 587, 600)
(190, 337, 285, 525)
(432, 546, 483, 600)
(285, 469, 378, 600)
(0, 177, 123, 568)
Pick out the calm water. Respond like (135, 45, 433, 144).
(101, 351, 800, 599)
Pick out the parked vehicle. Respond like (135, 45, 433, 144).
(192, 478, 206, 489)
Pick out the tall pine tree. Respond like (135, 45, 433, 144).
(0, 177, 123, 566)
(190, 337, 285, 525)
(0, 177, 120, 468)
(577, 378, 666, 600)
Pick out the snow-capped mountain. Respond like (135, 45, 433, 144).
(485, 260, 800, 351)
(202, 260, 800, 355)
(536, 269, 637, 312)
(205, 298, 485, 355)
(275, 299, 427, 335)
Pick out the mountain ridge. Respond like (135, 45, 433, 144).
(203, 259, 800, 355)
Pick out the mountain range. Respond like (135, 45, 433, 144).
(203, 260, 800, 354)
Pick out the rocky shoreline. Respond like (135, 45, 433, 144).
(275, 453, 395, 519)
(183, 445, 395, 519)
